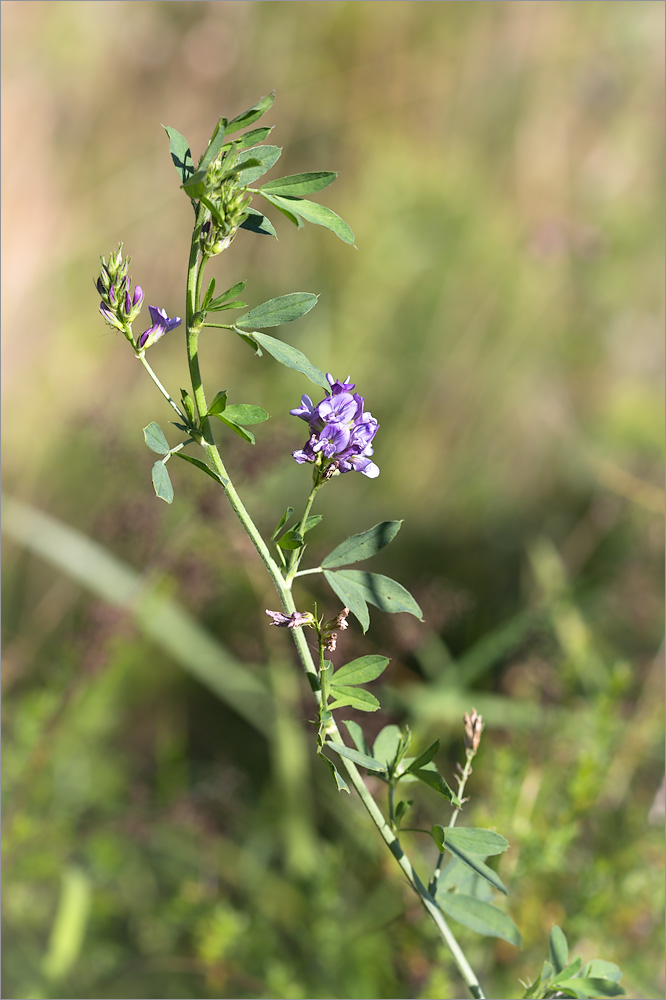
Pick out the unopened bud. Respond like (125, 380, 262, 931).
(463, 709, 483, 753)
(325, 632, 338, 652)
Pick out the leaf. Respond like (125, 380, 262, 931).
(198, 117, 227, 172)
(551, 958, 583, 988)
(163, 126, 195, 193)
(431, 827, 506, 894)
(213, 414, 255, 445)
(208, 280, 248, 310)
(414, 770, 461, 807)
(226, 93, 275, 135)
(581, 962, 622, 985)
(405, 739, 440, 772)
(437, 893, 521, 947)
(201, 277, 216, 310)
(372, 725, 402, 769)
(248, 332, 330, 392)
(181, 168, 208, 198)
(174, 453, 228, 487)
(323, 568, 369, 633)
(260, 171, 338, 196)
(230, 125, 274, 152)
(327, 686, 381, 713)
(550, 925, 570, 973)
(239, 208, 277, 238)
(277, 514, 323, 550)
(237, 145, 282, 185)
(143, 422, 170, 456)
(321, 521, 403, 569)
(552, 979, 625, 999)
(342, 720, 370, 757)
(235, 292, 318, 330)
(271, 506, 294, 541)
(325, 570, 423, 622)
(222, 403, 269, 425)
(179, 390, 195, 426)
(439, 828, 510, 858)
(319, 754, 350, 794)
(151, 461, 174, 504)
(260, 193, 354, 243)
(268, 199, 306, 229)
(395, 800, 413, 824)
(332, 654, 389, 686)
(324, 741, 387, 774)
(208, 391, 228, 415)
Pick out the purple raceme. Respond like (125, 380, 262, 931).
(291, 374, 379, 479)
(138, 305, 182, 350)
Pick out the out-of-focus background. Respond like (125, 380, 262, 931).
(2, 2, 664, 998)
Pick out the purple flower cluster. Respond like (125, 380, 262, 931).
(291, 374, 379, 479)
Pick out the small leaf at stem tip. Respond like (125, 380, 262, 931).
(235, 292, 318, 329)
(259, 171, 338, 197)
(143, 422, 170, 455)
(332, 654, 389, 686)
(151, 461, 174, 504)
(198, 116, 228, 173)
(209, 279, 247, 308)
(436, 893, 522, 947)
(174, 452, 228, 487)
(321, 520, 403, 569)
(248, 332, 329, 391)
(324, 741, 387, 775)
(327, 685, 381, 713)
(230, 125, 274, 152)
(225, 92, 275, 135)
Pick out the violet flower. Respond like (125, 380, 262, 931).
(265, 609, 316, 628)
(138, 305, 182, 350)
(290, 373, 379, 479)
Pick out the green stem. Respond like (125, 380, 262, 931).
(182, 215, 485, 1000)
(293, 566, 323, 579)
(285, 483, 321, 586)
(429, 748, 476, 896)
(135, 351, 186, 422)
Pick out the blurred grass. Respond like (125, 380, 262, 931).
(2, 2, 664, 998)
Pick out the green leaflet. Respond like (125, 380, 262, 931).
(151, 461, 174, 504)
(235, 293, 318, 329)
(321, 521, 403, 569)
(436, 893, 521, 947)
(259, 171, 337, 197)
(332, 655, 389, 686)
(143, 422, 170, 456)
(245, 332, 329, 391)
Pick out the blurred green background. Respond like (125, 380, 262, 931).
(2, 2, 664, 998)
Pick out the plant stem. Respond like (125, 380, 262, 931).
(135, 351, 186, 422)
(429, 748, 476, 896)
(284, 483, 321, 586)
(181, 221, 486, 1000)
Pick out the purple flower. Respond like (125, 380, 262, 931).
(291, 373, 379, 479)
(265, 609, 315, 628)
(138, 305, 182, 350)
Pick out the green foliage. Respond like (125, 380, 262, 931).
(151, 459, 174, 503)
(234, 292, 318, 329)
(321, 520, 403, 569)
